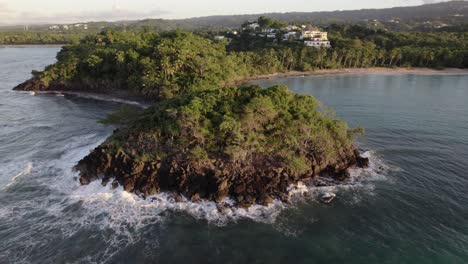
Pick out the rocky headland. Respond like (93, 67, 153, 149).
(75, 85, 368, 207)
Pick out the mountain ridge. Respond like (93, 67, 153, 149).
(1, 1, 466, 32)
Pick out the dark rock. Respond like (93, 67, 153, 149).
(111, 180, 119, 190)
(354, 150, 370, 168)
(13, 78, 48, 91)
(335, 169, 350, 181)
(257, 195, 274, 206)
(176, 194, 185, 203)
(75, 142, 366, 207)
(190, 193, 201, 202)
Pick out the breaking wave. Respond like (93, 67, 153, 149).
(2, 162, 33, 190)
(53, 142, 393, 228)
(0, 130, 393, 263)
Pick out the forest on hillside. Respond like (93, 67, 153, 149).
(16, 23, 465, 102)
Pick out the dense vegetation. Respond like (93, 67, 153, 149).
(0, 32, 85, 45)
(78, 85, 365, 206)
(2, 1, 466, 36)
(28, 30, 253, 100)
(19, 23, 466, 101)
(229, 24, 467, 69)
(106, 85, 356, 169)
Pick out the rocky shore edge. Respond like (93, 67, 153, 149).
(75, 145, 369, 208)
(13, 79, 149, 103)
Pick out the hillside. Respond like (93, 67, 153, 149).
(1, 1, 466, 33)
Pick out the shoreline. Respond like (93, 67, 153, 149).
(15, 67, 468, 105)
(242, 67, 468, 83)
(22, 90, 150, 107)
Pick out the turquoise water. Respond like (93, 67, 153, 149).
(1, 47, 468, 263)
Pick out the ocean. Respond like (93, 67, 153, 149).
(1, 46, 467, 263)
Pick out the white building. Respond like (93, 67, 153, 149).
(214, 35, 225, 41)
(301, 25, 331, 48)
(283, 25, 299, 31)
(304, 40, 331, 48)
(283, 32, 298, 41)
(300, 30, 328, 40)
(247, 23, 260, 30)
(261, 28, 275, 33)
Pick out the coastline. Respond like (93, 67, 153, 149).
(15, 67, 468, 105)
(0, 44, 65, 48)
(241, 67, 468, 83)
(23, 90, 149, 107)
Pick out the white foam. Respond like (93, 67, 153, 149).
(0, 139, 393, 262)
(56, 150, 392, 231)
(2, 162, 33, 190)
(286, 150, 393, 204)
(63, 92, 146, 107)
(19, 90, 147, 107)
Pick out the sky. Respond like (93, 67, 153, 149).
(0, 0, 451, 25)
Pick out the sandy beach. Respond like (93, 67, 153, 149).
(242, 67, 468, 83)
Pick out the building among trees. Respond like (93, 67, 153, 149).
(301, 25, 331, 48)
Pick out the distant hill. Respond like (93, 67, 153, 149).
(144, 1, 468, 30)
(1, 1, 467, 32)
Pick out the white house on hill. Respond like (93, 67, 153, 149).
(304, 40, 331, 48)
(301, 25, 331, 48)
(283, 32, 298, 41)
(246, 23, 260, 30)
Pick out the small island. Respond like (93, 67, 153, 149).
(13, 16, 465, 206)
(76, 85, 368, 207)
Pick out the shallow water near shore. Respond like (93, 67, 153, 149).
(1, 47, 468, 263)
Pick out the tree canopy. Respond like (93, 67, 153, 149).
(20, 22, 466, 101)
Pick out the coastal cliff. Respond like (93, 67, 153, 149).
(75, 85, 368, 207)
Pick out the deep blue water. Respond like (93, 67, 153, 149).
(1, 47, 468, 263)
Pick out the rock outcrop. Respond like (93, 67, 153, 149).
(76, 144, 368, 207)
(73, 84, 369, 207)
(13, 78, 52, 92)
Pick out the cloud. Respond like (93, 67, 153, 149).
(0, 2, 168, 25)
(0, 2, 14, 17)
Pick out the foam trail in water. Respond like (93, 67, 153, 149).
(25, 91, 148, 108)
(0, 141, 393, 263)
(2, 162, 33, 190)
(57, 147, 392, 228)
(286, 150, 393, 202)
